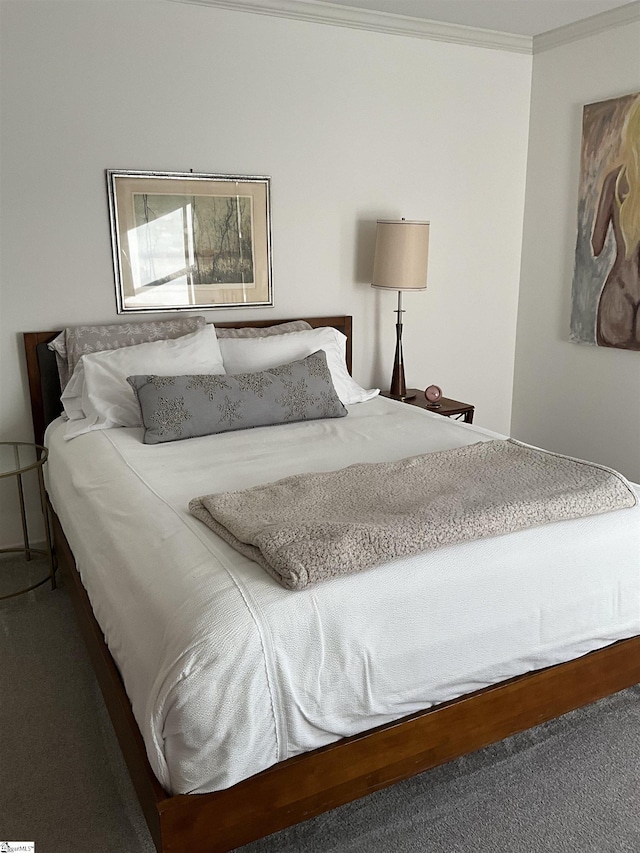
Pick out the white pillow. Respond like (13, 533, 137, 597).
(218, 327, 378, 406)
(62, 325, 225, 440)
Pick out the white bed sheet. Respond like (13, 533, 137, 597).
(45, 396, 640, 795)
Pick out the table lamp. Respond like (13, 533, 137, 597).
(371, 219, 430, 400)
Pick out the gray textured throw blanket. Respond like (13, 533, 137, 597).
(189, 439, 637, 590)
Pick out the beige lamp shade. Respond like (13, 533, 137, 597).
(371, 220, 430, 291)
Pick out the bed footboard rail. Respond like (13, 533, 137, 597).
(51, 505, 640, 853)
(157, 631, 640, 852)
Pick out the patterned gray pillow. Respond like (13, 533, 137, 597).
(48, 316, 206, 390)
(128, 350, 347, 445)
(215, 320, 311, 338)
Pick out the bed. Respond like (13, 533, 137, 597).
(23, 315, 640, 853)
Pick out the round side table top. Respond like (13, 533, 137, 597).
(0, 441, 48, 479)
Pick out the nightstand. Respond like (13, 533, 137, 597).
(383, 390, 475, 424)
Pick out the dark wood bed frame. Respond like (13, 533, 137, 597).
(23, 316, 640, 853)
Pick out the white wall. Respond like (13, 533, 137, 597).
(0, 0, 531, 546)
(512, 20, 640, 482)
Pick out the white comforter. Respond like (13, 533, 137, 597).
(45, 397, 640, 795)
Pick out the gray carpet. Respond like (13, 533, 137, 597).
(1, 552, 639, 853)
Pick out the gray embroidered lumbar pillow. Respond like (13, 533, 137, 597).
(127, 349, 347, 445)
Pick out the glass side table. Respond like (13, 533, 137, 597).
(0, 441, 56, 600)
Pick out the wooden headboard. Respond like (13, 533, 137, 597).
(23, 316, 353, 446)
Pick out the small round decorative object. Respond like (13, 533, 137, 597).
(424, 385, 442, 405)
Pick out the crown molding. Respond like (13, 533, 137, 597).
(168, 0, 640, 55)
(168, 0, 533, 53)
(533, 0, 640, 53)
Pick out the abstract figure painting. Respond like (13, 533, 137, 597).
(570, 93, 640, 351)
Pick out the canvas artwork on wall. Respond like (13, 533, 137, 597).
(570, 92, 640, 351)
